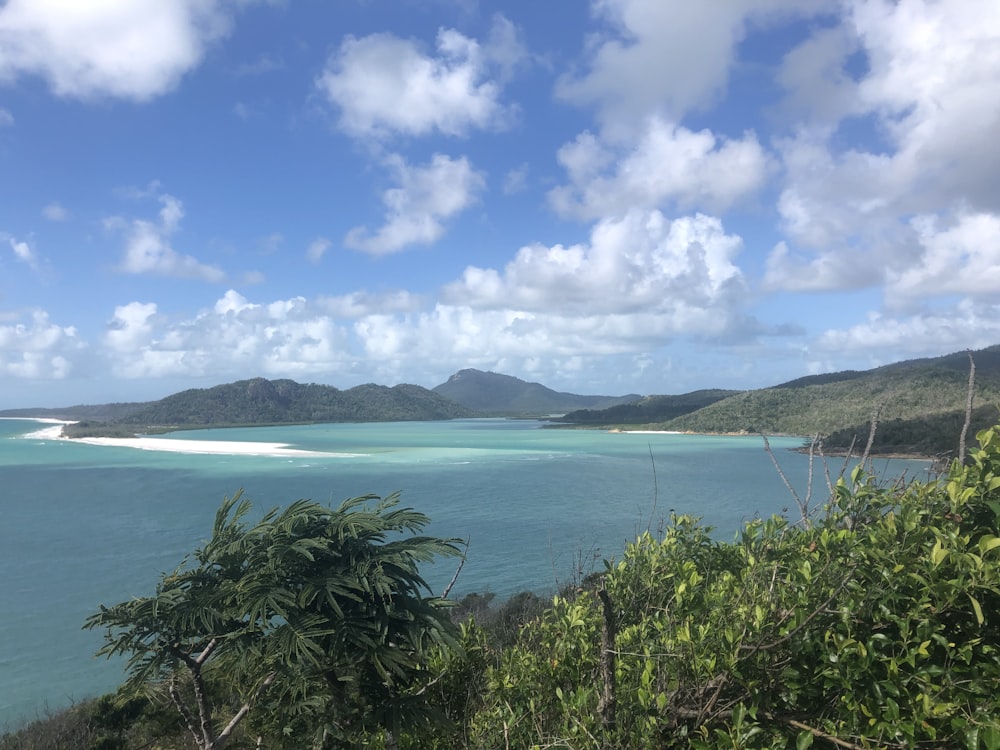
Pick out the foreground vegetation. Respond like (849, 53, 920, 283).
(5, 421, 1000, 748)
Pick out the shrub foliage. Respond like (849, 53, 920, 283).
(448, 425, 1000, 749)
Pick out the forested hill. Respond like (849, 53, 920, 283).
(36, 378, 473, 436)
(550, 389, 738, 425)
(433, 368, 641, 415)
(556, 345, 1000, 457)
(116, 378, 474, 426)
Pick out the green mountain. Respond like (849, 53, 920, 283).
(112, 378, 475, 426)
(2, 378, 476, 436)
(432, 368, 641, 415)
(550, 389, 739, 425)
(0, 402, 147, 422)
(549, 346, 1000, 457)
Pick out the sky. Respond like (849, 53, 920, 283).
(1, 0, 999, 408)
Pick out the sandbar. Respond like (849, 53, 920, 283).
(12, 418, 347, 458)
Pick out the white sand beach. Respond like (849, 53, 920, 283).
(10, 418, 338, 457)
(73, 436, 334, 457)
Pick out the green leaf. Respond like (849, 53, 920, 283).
(931, 538, 949, 566)
(979, 535, 1000, 555)
(982, 726, 1000, 750)
(796, 729, 814, 750)
(969, 594, 985, 626)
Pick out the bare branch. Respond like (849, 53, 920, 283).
(441, 538, 469, 599)
(781, 717, 867, 750)
(645, 443, 659, 533)
(168, 674, 203, 749)
(596, 588, 617, 732)
(214, 671, 276, 749)
(195, 638, 219, 666)
(959, 350, 976, 464)
(760, 433, 803, 513)
(860, 404, 882, 470)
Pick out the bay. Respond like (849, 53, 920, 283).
(0, 418, 924, 727)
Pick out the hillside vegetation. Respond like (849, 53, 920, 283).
(662, 346, 1000, 437)
(549, 347, 1000, 456)
(552, 389, 738, 425)
(432, 368, 640, 415)
(59, 378, 473, 437)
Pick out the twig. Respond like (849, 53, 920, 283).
(596, 588, 617, 731)
(168, 674, 202, 748)
(441, 538, 469, 599)
(781, 717, 866, 750)
(214, 672, 275, 749)
(740, 564, 857, 654)
(959, 350, 976, 464)
(760, 433, 802, 510)
(645, 443, 659, 533)
(860, 404, 882, 471)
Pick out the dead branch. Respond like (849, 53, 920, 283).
(959, 350, 976, 464)
(860, 404, 882, 470)
(760, 433, 802, 511)
(441, 538, 469, 599)
(780, 717, 867, 750)
(596, 588, 617, 732)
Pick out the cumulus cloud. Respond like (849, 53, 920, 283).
(444, 209, 748, 332)
(557, 0, 827, 129)
(316, 17, 521, 139)
(111, 194, 225, 281)
(770, 0, 1000, 291)
(0, 0, 235, 100)
(345, 153, 486, 255)
(103, 292, 354, 380)
(549, 117, 770, 220)
(0, 309, 82, 378)
(814, 299, 1000, 360)
(317, 290, 423, 319)
(886, 212, 1000, 307)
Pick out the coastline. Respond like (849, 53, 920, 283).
(12, 418, 338, 458)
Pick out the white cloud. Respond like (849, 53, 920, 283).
(318, 290, 423, 318)
(0, 309, 82, 378)
(886, 212, 1000, 307)
(345, 153, 486, 255)
(770, 0, 1000, 291)
(0, 0, 235, 100)
(102, 292, 354, 380)
(7, 236, 38, 269)
(0, 107, 12, 125)
(113, 194, 226, 281)
(815, 299, 1000, 359)
(557, 0, 827, 129)
(42, 202, 67, 221)
(549, 117, 770, 220)
(316, 18, 519, 139)
(306, 237, 331, 264)
(444, 210, 747, 332)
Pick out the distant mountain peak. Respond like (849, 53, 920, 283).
(434, 369, 640, 415)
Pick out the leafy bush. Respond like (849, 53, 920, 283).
(442, 425, 1000, 749)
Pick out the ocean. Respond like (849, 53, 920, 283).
(0, 418, 925, 727)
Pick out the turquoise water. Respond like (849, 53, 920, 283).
(0, 418, 925, 727)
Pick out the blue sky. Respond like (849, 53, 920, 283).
(1, 0, 999, 408)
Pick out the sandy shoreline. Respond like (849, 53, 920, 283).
(9, 418, 344, 458)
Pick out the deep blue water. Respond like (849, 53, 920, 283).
(0, 418, 925, 727)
